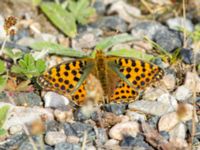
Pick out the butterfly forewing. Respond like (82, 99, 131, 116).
(37, 59, 93, 105)
(113, 58, 164, 90)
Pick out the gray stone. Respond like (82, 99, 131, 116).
(175, 85, 192, 101)
(45, 131, 67, 146)
(11, 28, 30, 42)
(131, 21, 166, 40)
(108, 1, 141, 23)
(72, 29, 102, 49)
(0, 133, 27, 150)
(64, 122, 95, 142)
(92, 16, 128, 32)
(74, 108, 90, 121)
(147, 116, 160, 128)
(0, 92, 42, 107)
(154, 29, 182, 52)
(16, 92, 42, 106)
(44, 91, 69, 108)
(93, 0, 106, 15)
(102, 103, 127, 115)
(54, 142, 81, 150)
(159, 131, 170, 141)
(166, 17, 194, 32)
(45, 120, 61, 132)
(19, 141, 35, 150)
(96, 128, 108, 145)
(71, 122, 95, 140)
(120, 134, 153, 149)
(180, 48, 193, 64)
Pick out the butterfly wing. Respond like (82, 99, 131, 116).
(107, 57, 164, 103)
(109, 80, 139, 103)
(37, 59, 94, 106)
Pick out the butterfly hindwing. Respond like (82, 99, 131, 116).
(107, 57, 164, 103)
(110, 80, 138, 103)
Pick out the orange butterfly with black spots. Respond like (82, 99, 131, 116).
(38, 50, 164, 106)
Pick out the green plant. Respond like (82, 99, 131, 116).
(0, 105, 10, 136)
(11, 54, 46, 79)
(0, 60, 8, 92)
(4, 48, 23, 64)
(40, 0, 95, 37)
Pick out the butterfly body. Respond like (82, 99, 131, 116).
(38, 50, 164, 106)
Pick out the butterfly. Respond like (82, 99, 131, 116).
(37, 50, 164, 106)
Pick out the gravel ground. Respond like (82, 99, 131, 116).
(0, 0, 200, 150)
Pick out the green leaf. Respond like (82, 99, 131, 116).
(192, 25, 200, 42)
(31, 42, 87, 57)
(32, 0, 42, 6)
(0, 60, 6, 74)
(106, 49, 155, 62)
(0, 105, 10, 127)
(0, 76, 7, 92)
(11, 54, 47, 79)
(4, 48, 23, 64)
(36, 59, 46, 73)
(0, 128, 7, 136)
(95, 33, 134, 50)
(40, 2, 77, 37)
(68, 0, 95, 24)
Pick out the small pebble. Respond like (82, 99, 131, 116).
(180, 48, 193, 64)
(186, 121, 200, 140)
(54, 142, 81, 150)
(157, 93, 178, 110)
(108, 1, 141, 23)
(154, 28, 182, 52)
(12, 92, 42, 107)
(129, 100, 175, 116)
(4, 106, 54, 130)
(143, 88, 167, 101)
(120, 134, 153, 149)
(184, 72, 200, 93)
(0, 15, 6, 40)
(104, 139, 120, 149)
(166, 17, 194, 32)
(9, 125, 23, 135)
(54, 109, 73, 123)
(66, 136, 80, 144)
(44, 92, 69, 108)
(126, 110, 146, 121)
(92, 16, 128, 32)
(130, 21, 166, 40)
(175, 85, 192, 101)
(45, 131, 67, 146)
(0, 133, 27, 150)
(169, 123, 186, 141)
(109, 121, 139, 140)
(74, 108, 91, 122)
(64, 122, 95, 141)
(11, 28, 30, 42)
(45, 120, 61, 132)
(161, 74, 176, 90)
(159, 131, 170, 141)
(159, 112, 179, 132)
(93, 0, 106, 15)
(147, 116, 160, 128)
(72, 31, 100, 49)
(96, 128, 108, 145)
(102, 103, 127, 115)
